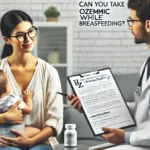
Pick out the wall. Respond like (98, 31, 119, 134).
(0, 0, 149, 74)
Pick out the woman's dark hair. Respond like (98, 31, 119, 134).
(0, 10, 33, 58)
(128, 0, 150, 21)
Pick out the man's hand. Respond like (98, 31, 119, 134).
(4, 100, 23, 124)
(101, 127, 125, 144)
(67, 94, 83, 113)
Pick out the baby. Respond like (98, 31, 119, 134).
(0, 70, 46, 142)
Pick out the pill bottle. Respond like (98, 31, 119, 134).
(64, 124, 77, 147)
(64, 147, 77, 150)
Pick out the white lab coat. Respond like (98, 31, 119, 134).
(107, 58, 150, 150)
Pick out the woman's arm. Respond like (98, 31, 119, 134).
(28, 68, 63, 145)
(2, 100, 23, 124)
(29, 126, 55, 146)
(0, 126, 55, 147)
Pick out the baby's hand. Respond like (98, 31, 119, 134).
(23, 90, 33, 100)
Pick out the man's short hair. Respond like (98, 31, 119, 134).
(128, 0, 150, 21)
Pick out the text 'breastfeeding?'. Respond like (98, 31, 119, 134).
(78, 0, 129, 29)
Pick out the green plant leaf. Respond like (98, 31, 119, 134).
(44, 6, 60, 17)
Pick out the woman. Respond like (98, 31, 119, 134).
(0, 10, 63, 150)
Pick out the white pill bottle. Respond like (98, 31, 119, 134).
(64, 124, 77, 147)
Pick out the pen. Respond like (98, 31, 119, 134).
(57, 92, 68, 97)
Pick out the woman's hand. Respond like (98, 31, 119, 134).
(0, 129, 32, 147)
(101, 127, 125, 144)
(4, 100, 23, 124)
(67, 94, 83, 113)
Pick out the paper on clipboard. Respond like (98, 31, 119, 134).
(89, 142, 116, 150)
(67, 68, 135, 136)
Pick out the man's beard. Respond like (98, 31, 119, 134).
(134, 38, 145, 44)
(134, 25, 147, 44)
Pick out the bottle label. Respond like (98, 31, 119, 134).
(64, 133, 77, 147)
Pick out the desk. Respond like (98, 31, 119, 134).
(54, 144, 104, 150)
(54, 144, 89, 150)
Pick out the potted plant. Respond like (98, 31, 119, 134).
(44, 6, 60, 21)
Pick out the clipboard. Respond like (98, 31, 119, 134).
(67, 68, 135, 136)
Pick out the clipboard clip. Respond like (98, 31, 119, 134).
(80, 70, 100, 77)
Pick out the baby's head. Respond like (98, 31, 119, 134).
(0, 70, 10, 97)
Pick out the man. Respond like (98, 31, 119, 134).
(68, 0, 150, 149)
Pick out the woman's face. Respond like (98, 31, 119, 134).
(8, 21, 37, 54)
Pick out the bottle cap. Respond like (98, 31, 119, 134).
(65, 124, 76, 129)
